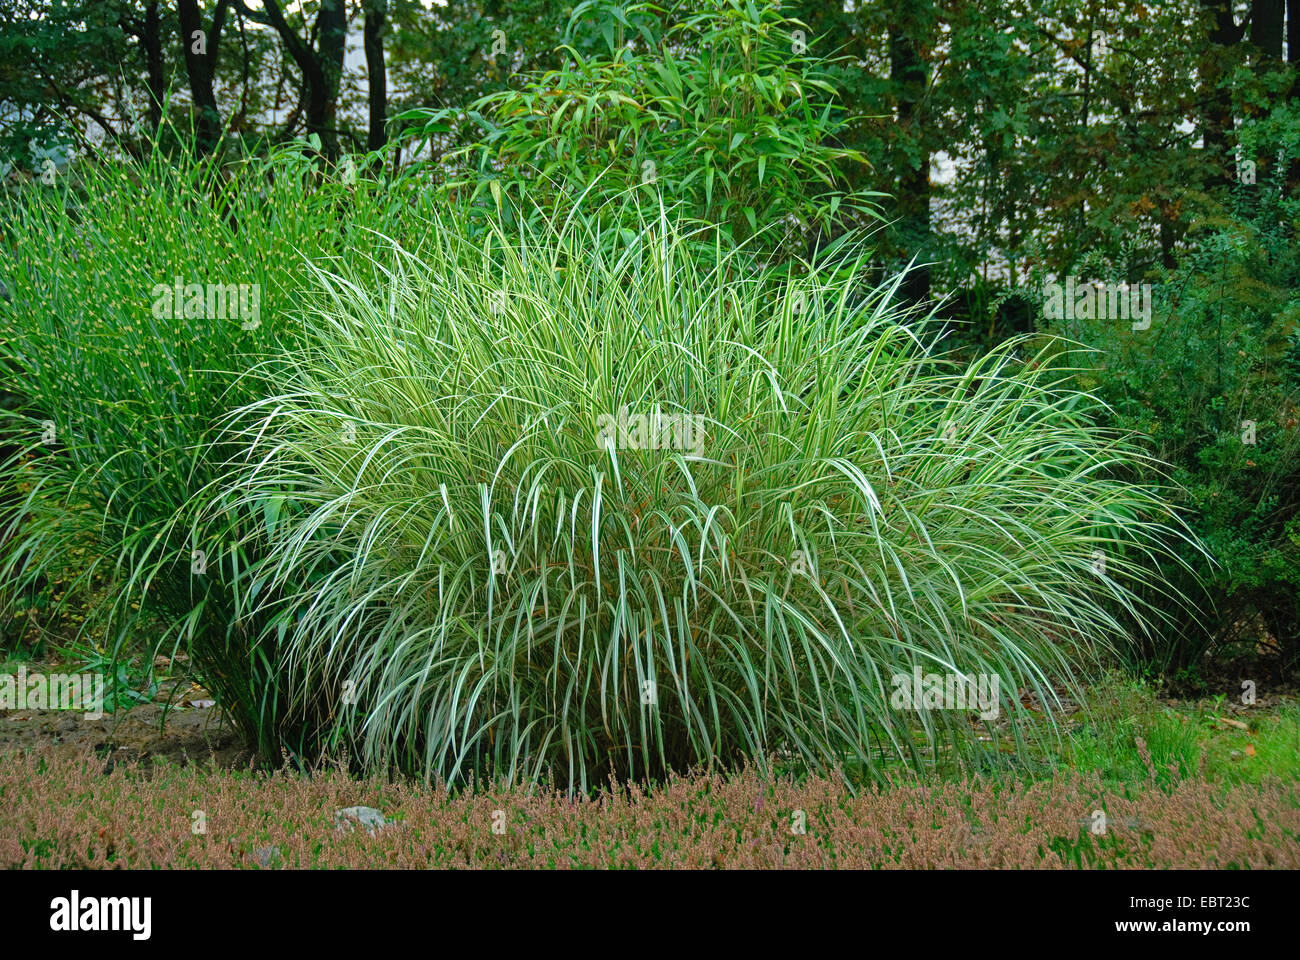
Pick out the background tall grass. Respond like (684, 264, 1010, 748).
(0, 135, 405, 757)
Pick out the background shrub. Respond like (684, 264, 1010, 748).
(401, 0, 881, 260)
(1037, 109, 1300, 679)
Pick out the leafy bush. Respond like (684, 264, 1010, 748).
(207, 204, 1201, 790)
(402, 0, 880, 259)
(1038, 110, 1300, 677)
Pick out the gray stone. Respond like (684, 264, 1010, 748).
(334, 805, 392, 835)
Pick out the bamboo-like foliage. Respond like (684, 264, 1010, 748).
(210, 205, 1203, 791)
(401, 0, 881, 256)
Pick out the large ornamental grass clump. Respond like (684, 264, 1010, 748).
(210, 206, 1201, 790)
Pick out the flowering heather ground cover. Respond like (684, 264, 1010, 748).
(1, 749, 1295, 869)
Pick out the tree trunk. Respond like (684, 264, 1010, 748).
(141, 2, 164, 131)
(177, 0, 231, 153)
(1290, 0, 1300, 65)
(1198, 0, 1242, 187)
(889, 3, 933, 305)
(1252, 0, 1285, 58)
(316, 0, 347, 153)
(364, 0, 388, 153)
(258, 0, 345, 158)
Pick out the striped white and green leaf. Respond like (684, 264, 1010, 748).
(212, 207, 1203, 790)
